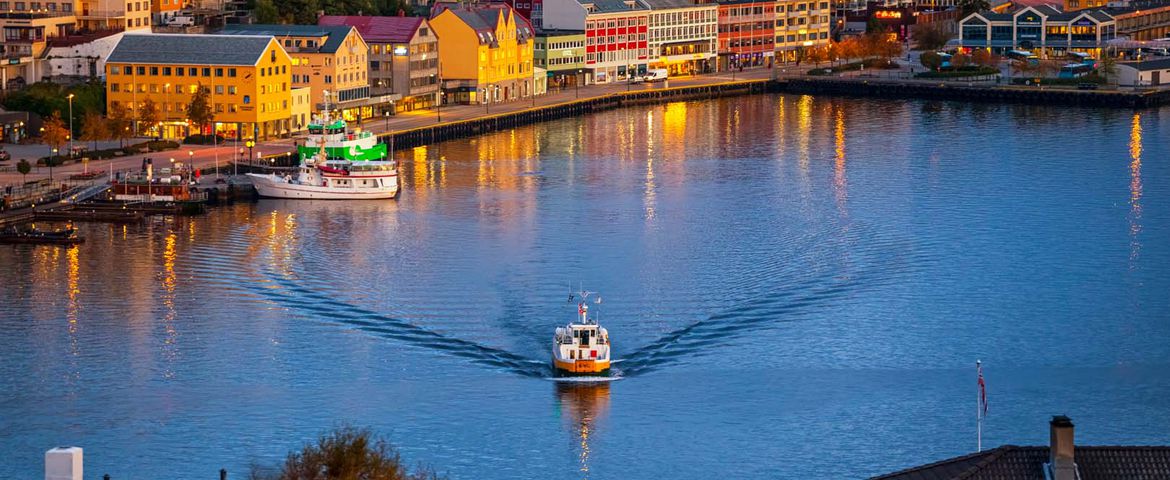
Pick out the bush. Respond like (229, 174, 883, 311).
(251, 426, 443, 480)
(921, 51, 943, 70)
(145, 140, 180, 151)
(183, 134, 225, 145)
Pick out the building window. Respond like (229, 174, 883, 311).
(162, 67, 171, 76)
(228, 68, 237, 77)
(325, 75, 332, 83)
(228, 86, 237, 94)
(176, 68, 184, 77)
(188, 67, 197, 76)
(202, 67, 211, 76)
(111, 84, 120, 92)
(215, 85, 224, 94)
(110, 65, 120, 75)
(136, 66, 145, 75)
(62, 2, 70, 10)
(243, 95, 250, 104)
(215, 68, 224, 77)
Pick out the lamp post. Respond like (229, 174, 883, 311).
(246, 140, 255, 167)
(189, 150, 197, 179)
(576, 69, 582, 98)
(50, 147, 57, 181)
(236, 148, 243, 176)
(437, 91, 443, 123)
(484, 87, 490, 114)
(67, 93, 74, 156)
(384, 107, 391, 131)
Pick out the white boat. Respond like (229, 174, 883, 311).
(553, 290, 612, 375)
(248, 91, 399, 200)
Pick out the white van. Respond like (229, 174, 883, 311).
(167, 16, 195, 27)
(641, 69, 668, 82)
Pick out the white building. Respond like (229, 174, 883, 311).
(1117, 58, 1170, 86)
(640, 0, 718, 75)
(44, 31, 126, 82)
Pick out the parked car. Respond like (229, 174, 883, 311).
(0, 149, 10, 162)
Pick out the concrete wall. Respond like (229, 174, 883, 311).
(1117, 64, 1170, 86)
(45, 32, 127, 81)
(541, 0, 586, 31)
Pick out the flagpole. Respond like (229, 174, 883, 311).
(977, 359, 983, 452)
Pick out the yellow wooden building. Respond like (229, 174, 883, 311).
(431, 4, 536, 105)
(105, 33, 294, 140)
(216, 24, 378, 123)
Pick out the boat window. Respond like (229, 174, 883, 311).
(570, 350, 575, 360)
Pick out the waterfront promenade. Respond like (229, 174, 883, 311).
(0, 69, 773, 185)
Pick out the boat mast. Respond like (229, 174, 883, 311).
(317, 90, 330, 166)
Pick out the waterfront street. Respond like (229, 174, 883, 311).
(0, 69, 774, 185)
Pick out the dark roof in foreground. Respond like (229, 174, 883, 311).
(318, 15, 426, 44)
(107, 33, 275, 65)
(1121, 58, 1170, 71)
(872, 445, 1170, 480)
(215, 24, 356, 53)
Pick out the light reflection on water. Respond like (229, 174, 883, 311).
(1, 95, 1169, 479)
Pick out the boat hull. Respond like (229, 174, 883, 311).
(248, 173, 399, 200)
(552, 356, 611, 375)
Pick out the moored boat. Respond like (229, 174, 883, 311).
(0, 226, 84, 245)
(553, 291, 612, 375)
(248, 91, 398, 200)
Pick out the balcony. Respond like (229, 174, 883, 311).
(77, 10, 127, 19)
(0, 11, 74, 20)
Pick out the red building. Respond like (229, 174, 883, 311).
(503, 0, 545, 28)
(717, 0, 776, 70)
(584, 9, 650, 82)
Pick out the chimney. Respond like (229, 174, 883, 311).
(1047, 415, 1077, 480)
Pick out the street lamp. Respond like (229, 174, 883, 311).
(576, 69, 582, 98)
(384, 107, 391, 131)
(189, 150, 197, 180)
(50, 147, 58, 181)
(484, 87, 490, 114)
(246, 140, 255, 167)
(67, 93, 74, 156)
(236, 148, 244, 177)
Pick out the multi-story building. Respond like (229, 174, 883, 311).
(151, 0, 183, 25)
(215, 24, 375, 122)
(775, 0, 831, 63)
(642, 0, 718, 75)
(431, 3, 536, 104)
(105, 33, 294, 140)
(543, 0, 649, 83)
(318, 15, 440, 113)
(1108, 0, 1170, 41)
(958, 5, 1116, 56)
(534, 29, 586, 88)
(717, 0, 775, 70)
(0, 2, 76, 89)
(77, 0, 153, 30)
(505, 0, 546, 28)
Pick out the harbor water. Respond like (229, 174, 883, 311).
(1, 94, 1168, 479)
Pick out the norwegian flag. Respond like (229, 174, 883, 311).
(978, 361, 988, 417)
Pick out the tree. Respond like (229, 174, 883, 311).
(80, 112, 110, 152)
(257, 426, 442, 480)
(255, 0, 280, 23)
(971, 49, 996, 67)
(921, 51, 943, 70)
(139, 98, 160, 138)
(952, 53, 972, 68)
(17, 159, 31, 182)
(958, 0, 990, 18)
(914, 23, 952, 51)
(109, 102, 134, 147)
(41, 113, 69, 164)
(1097, 49, 1118, 83)
(186, 84, 214, 136)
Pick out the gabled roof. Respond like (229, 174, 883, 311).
(872, 445, 1170, 480)
(434, 4, 533, 44)
(318, 15, 426, 44)
(107, 33, 276, 65)
(215, 24, 357, 53)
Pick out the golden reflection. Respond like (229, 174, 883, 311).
(66, 245, 81, 367)
(833, 107, 848, 212)
(556, 382, 611, 479)
(1128, 113, 1143, 265)
(662, 102, 687, 143)
(160, 232, 179, 379)
(645, 111, 657, 220)
(796, 95, 813, 176)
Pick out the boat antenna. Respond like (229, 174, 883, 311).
(317, 89, 330, 166)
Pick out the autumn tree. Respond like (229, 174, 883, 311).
(914, 23, 952, 51)
(255, 426, 443, 480)
(17, 159, 31, 182)
(186, 84, 214, 137)
(80, 112, 110, 152)
(958, 0, 990, 17)
(952, 53, 972, 68)
(920, 51, 944, 70)
(139, 98, 160, 137)
(41, 112, 69, 165)
(971, 49, 996, 67)
(109, 102, 134, 147)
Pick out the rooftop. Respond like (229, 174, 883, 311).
(1120, 57, 1170, 70)
(107, 33, 276, 66)
(579, 0, 649, 13)
(317, 15, 427, 44)
(214, 24, 355, 53)
(872, 445, 1170, 480)
(639, 0, 709, 10)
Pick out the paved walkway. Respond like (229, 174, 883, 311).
(0, 68, 776, 186)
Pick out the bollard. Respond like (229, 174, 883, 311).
(220, 468, 227, 480)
